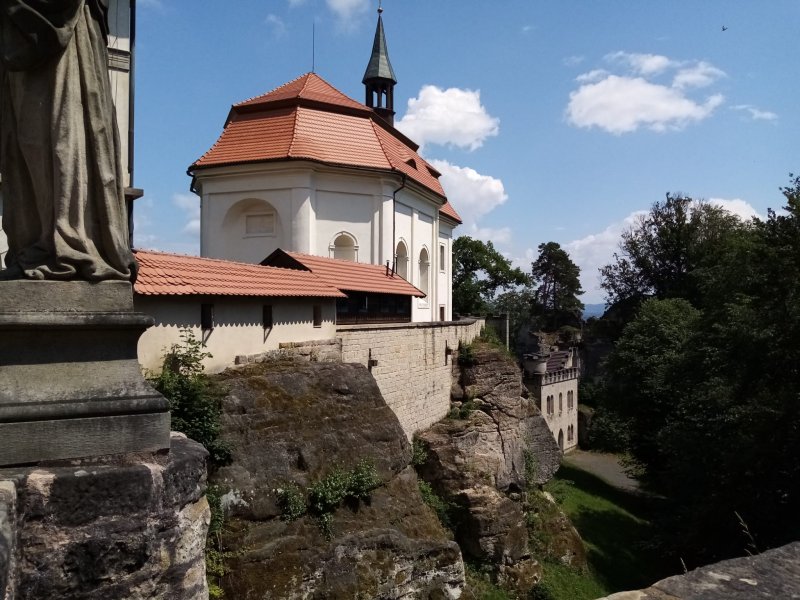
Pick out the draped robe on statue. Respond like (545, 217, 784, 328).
(0, 0, 134, 281)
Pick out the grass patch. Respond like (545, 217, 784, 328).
(533, 561, 606, 600)
(543, 461, 669, 594)
(462, 564, 513, 600)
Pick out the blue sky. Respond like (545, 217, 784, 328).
(131, 0, 799, 303)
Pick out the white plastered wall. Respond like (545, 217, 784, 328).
(540, 376, 579, 452)
(194, 162, 456, 322)
(135, 295, 336, 374)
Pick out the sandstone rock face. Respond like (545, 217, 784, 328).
(210, 360, 465, 599)
(416, 343, 561, 569)
(595, 542, 800, 600)
(0, 434, 209, 600)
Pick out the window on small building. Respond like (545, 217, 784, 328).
(263, 305, 273, 330)
(201, 303, 214, 331)
(439, 244, 446, 272)
(313, 304, 322, 327)
(439, 306, 446, 321)
(418, 248, 430, 296)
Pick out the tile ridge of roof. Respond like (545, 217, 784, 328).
(369, 119, 395, 174)
(235, 72, 312, 106)
(135, 248, 298, 271)
(287, 105, 301, 157)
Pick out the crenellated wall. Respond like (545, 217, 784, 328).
(337, 318, 484, 438)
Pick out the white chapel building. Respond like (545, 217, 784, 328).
(187, 12, 462, 323)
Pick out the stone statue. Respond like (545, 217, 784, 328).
(0, 0, 135, 281)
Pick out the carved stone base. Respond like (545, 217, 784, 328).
(0, 280, 170, 466)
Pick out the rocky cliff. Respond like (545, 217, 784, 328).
(416, 341, 569, 592)
(210, 359, 464, 599)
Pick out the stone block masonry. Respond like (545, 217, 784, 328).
(337, 318, 484, 438)
(0, 434, 209, 600)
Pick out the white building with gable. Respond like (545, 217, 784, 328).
(187, 11, 462, 323)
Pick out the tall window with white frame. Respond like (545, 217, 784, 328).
(395, 241, 408, 279)
(418, 248, 430, 296)
(332, 233, 357, 261)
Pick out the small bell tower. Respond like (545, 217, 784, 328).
(362, 3, 397, 125)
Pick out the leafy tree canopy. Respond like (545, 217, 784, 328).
(600, 194, 745, 308)
(452, 236, 528, 315)
(530, 241, 584, 329)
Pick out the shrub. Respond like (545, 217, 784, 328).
(205, 485, 237, 599)
(418, 480, 454, 530)
(411, 438, 428, 467)
(306, 459, 382, 539)
(457, 341, 477, 366)
(275, 484, 307, 521)
(587, 406, 630, 452)
(148, 329, 231, 468)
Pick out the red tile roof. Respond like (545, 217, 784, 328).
(190, 72, 462, 224)
(263, 250, 426, 298)
(133, 249, 345, 298)
(236, 72, 369, 112)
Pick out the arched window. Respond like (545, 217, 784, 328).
(559, 393, 563, 413)
(418, 248, 430, 296)
(395, 241, 408, 279)
(331, 233, 357, 261)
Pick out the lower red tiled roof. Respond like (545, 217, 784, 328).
(262, 250, 426, 298)
(133, 249, 345, 298)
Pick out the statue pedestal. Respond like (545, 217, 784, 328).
(0, 280, 170, 466)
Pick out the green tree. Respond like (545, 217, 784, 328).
(595, 175, 800, 564)
(603, 297, 700, 472)
(452, 236, 528, 315)
(600, 194, 743, 307)
(530, 242, 584, 329)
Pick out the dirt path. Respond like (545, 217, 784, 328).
(563, 449, 641, 493)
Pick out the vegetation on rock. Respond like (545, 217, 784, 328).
(148, 329, 231, 467)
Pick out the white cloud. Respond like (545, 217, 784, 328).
(606, 51, 674, 76)
(287, 0, 306, 6)
(732, 104, 778, 121)
(265, 14, 287, 37)
(568, 53, 726, 134)
(521, 24, 534, 34)
(567, 75, 724, 134)
(326, 0, 368, 21)
(575, 69, 609, 83)
(672, 61, 726, 89)
(707, 198, 763, 221)
(563, 55, 585, 67)
(173, 193, 201, 236)
(472, 226, 512, 246)
(430, 159, 508, 238)
(397, 86, 499, 152)
(565, 211, 648, 303)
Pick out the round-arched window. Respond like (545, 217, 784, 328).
(418, 247, 430, 295)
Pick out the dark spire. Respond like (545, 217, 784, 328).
(363, 4, 397, 125)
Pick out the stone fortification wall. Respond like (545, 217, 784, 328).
(337, 318, 484, 438)
(235, 338, 342, 365)
(0, 434, 209, 600)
